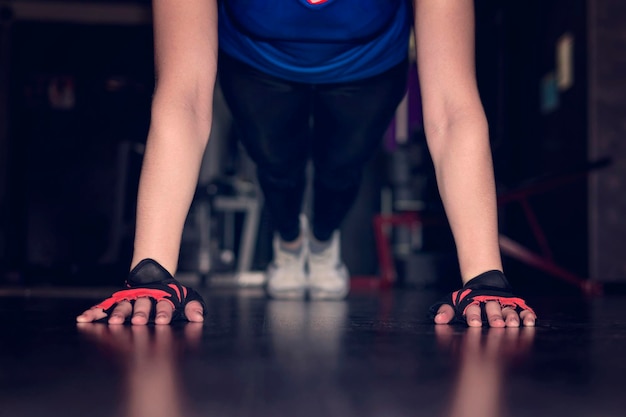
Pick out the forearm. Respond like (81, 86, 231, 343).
(130, 0, 218, 275)
(131, 92, 214, 275)
(414, 0, 502, 283)
(426, 110, 502, 283)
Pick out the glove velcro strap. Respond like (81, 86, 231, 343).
(93, 258, 205, 321)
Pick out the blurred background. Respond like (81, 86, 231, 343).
(0, 0, 624, 297)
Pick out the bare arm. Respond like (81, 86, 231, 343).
(77, 0, 218, 324)
(132, 0, 219, 275)
(413, 0, 500, 281)
(413, 0, 535, 326)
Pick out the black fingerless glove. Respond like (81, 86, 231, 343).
(429, 270, 535, 323)
(93, 258, 206, 322)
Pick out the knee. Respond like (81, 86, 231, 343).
(315, 166, 361, 191)
(257, 165, 306, 190)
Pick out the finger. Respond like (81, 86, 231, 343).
(184, 300, 205, 323)
(485, 301, 505, 328)
(154, 300, 174, 325)
(434, 304, 455, 324)
(464, 304, 482, 327)
(131, 297, 153, 325)
(76, 307, 107, 323)
(501, 307, 520, 327)
(519, 309, 536, 327)
(108, 301, 133, 324)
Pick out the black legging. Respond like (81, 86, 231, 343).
(218, 52, 408, 242)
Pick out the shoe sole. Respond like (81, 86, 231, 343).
(267, 288, 307, 300)
(309, 287, 349, 300)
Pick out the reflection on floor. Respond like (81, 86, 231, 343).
(0, 284, 625, 417)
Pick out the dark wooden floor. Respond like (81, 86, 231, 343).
(1, 284, 625, 417)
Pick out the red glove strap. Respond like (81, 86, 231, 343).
(94, 288, 176, 311)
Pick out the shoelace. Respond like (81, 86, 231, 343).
(274, 246, 304, 267)
(309, 242, 340, 270)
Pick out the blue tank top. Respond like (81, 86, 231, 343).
(218, 0, 412, 83)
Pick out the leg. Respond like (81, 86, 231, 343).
(218, 52, 311, 242)
(311, 60, 409, 240)
(218, 53, 312, 298)
(307, 60, 409, 299)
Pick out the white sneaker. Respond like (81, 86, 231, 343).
(266, 217, 308, 300)
(308, 230, 350, 300)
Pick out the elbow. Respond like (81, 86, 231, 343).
(151, 75, 216, 143)
(422, 105, 489, 162)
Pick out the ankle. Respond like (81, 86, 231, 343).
(309, 233, 334, 254)
(279, 235, 304, 252)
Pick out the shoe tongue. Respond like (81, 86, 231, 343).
(309, 238, 332, 255)
(127, 258, 173, 285)
(277, 237, 304, 256)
